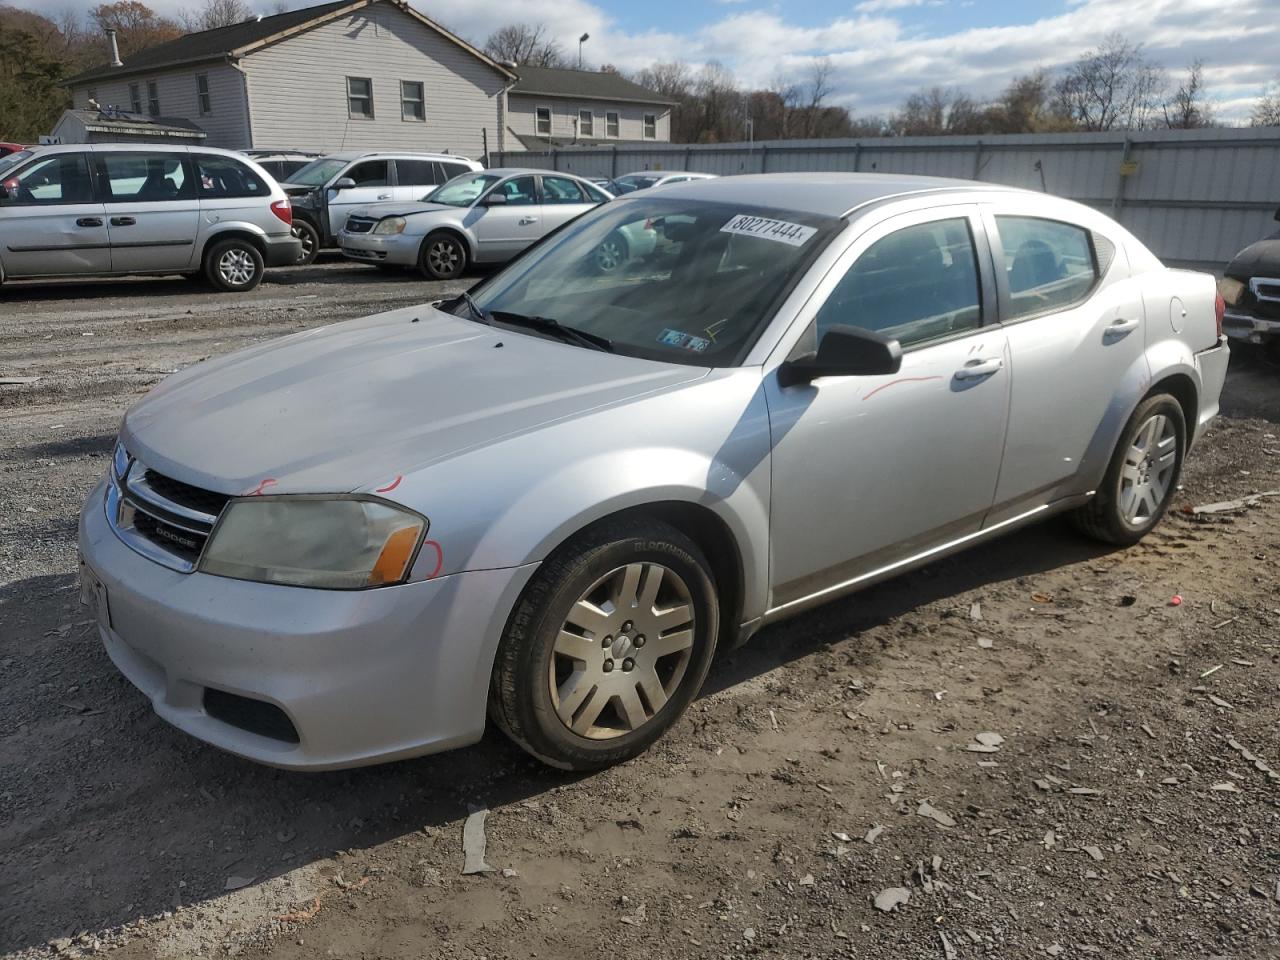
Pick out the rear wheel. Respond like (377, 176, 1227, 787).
(203, 238, 264, 293)
(1072, 393, 1185, 545)
(419, 231, 467, 280)
(489, 518, 719, 770)
(593, 231, 629, 273)
(291, 220, 319, 266)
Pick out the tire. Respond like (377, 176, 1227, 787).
(419, 231, 467, 280)
(489, 518, 720, 771)
(292, 220, 320, 266)
(593, 231, 629, 274)
(203, 238, 264, 293)
(1071, 393, 1186, 545)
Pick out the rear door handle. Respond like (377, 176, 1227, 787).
(377, 193, 392, 200)
(1106, 316, 1140, 336)
(110, 216, 136, 227)
(518, 217, 539, 225)
(76, 217, 103, 227)
(954, 357, 1004, 380)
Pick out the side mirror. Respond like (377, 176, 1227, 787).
(777, 325, 902, 387)
(482, 192, 508, 206)
(331, 177, 356, 192)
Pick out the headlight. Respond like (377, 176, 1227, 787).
(1218, 277, 1245, 306)
(373, 216, 407, 235)
(200, 496, 427, 589)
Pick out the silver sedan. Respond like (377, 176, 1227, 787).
(80, 173, 1228, 772)
(337, 168, 653, 279)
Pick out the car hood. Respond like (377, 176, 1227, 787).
(121, 307, 709, 496)
(346, 201, 457, 220)
(1226, 232, 1280, 280)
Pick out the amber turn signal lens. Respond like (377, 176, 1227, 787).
(369, 525, 422, 586)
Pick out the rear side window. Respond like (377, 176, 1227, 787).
(815, 218, 982, 349)
(98, 152, 195, 202)
(194, 154, 269, 198)
(995, 216, 1098, 320)
(0, 154, 94, 204)
(542, 176, 586, 204)
(396, 159, 440, 188)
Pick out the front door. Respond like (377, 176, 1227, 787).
(983, 211, 1150, 520)
(765, 208, 1010, 611)
(326, 159, 393, 237)
(470, 175, 541, 261)
(96, 150, 200, 273)
(0, 152, 109, 277)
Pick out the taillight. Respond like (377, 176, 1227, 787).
(1214, 292, 1225, 339)
(270, 199, 292, 226)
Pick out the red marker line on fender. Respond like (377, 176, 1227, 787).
(375, 475, 403, 493)
(247, 478, 277, 496)
(421, 540, 444, 579)
(862, 376, 943, 402)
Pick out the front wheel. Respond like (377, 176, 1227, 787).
(419, 231, 467, 280)
(593, 231, 629, 273)
(1072, 393, 1186, 545)
(292, 220, 320, 266)
(203, 238, 264, 293)
(489, 519, 719, 770)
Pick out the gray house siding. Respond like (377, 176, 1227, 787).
(70, 63, 251, 149)
(507, 94, 670, 146)
(241, 4, 506, 157)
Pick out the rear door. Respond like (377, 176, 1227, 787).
(392, 158, 441, 203)
(470, 175, 541, 261)
(539, 175, 602, 232)
(96, 150, 200, 273)
(983, 209, 1147, 520)
(0, 151, 109, 277)
(326, 159, 392, 236)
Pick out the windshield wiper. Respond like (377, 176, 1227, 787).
(447, 291, 489, 324)
(490, 311, 613, 352)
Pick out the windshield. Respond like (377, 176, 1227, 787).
(611, 175, 661, 194)
(426, 172, 501, 206)
(0, 150, 33, 174)
(284, 157, 348, 186)
(467, 197, 842, 367)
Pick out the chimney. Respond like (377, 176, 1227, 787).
(106, 28, 123, 68)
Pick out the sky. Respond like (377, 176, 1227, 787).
(17, 0, 1280, 122)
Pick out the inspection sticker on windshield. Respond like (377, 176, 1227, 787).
(720, 214, 817, 247)
(659, 328, 711, 353)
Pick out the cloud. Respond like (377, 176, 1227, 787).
(853, 0, 929, 12)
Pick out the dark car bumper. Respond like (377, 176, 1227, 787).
(1223, 308, 1280, 344)
(263, 233, 303, 268)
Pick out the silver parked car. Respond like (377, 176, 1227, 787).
(606, 170, 717, 195)
(79, 173, 1228, 772)
(0, 144, 300, 292)
(337, 168, 628, 279)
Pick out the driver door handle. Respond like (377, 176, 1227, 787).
(1106, 316, 1140, 336)
(954, 357, 1004, 380)
(109, 216, 136, 227)
(377, 193, 392, 200)
(76, 217, 103, 227)
(518, 216, 539, 225)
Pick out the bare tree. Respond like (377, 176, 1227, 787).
(90, 2, 182, 56)
(799, 56, 833, 137)
(178, 0, 254, 31)
(1253, 77, 1280, 127)
(483, 23, 565, 68)
(694, 61, 743, 143)
(1162, 59, 1213, 128)
(1054, 34, 1165, 130)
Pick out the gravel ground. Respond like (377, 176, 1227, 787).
(1, 263, 1278, 959)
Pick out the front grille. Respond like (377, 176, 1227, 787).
(203, 688, 300, 743)
(132, 511, 205, 564)
(1247, 277, 1280, 320)
(345, 216, 376, 234)
(142, 469, 232, 517)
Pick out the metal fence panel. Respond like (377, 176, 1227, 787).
(495, 128, 1280, 268)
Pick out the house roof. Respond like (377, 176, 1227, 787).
(510, 66, 673, 106)
(513, 132, 658, 151)
(55, 108, 207, 139)
(66, 0, 514, 86)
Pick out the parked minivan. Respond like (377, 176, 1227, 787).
(0, 144, 300, 292)
(279, 151, 482, 264)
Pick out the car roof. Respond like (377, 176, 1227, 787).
(617, 171, 714, 179)
(480, 168, 592, 179)
(320, 150, 477, 163)
(11, 143, 248, 158)
(643, 172, 1008, 217)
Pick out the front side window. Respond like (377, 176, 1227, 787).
(535, 106, 551, 136)
(401, 80, 424, 122)
(490, 176, 537, 205)
(469, 198, 842, 367)
(147, 80, 160, 117)
(194, 154, 269, 198)
(396, 158, 439, 189)
(99, 152, 194, 202)
(129, 82, 142, 113)
(197, 74, 211, 115)
(347, 77, 373, 119)
(643, 113, 657, 138)
(427, 172, 500, 206)
(606, 111, 620, 138)
(347, 160, 389, 186)
(578, 109, 593, 137)
(0, 153, 94, 205)
(995, 216, 1098, 320)
(814, 218, 982, 349)
(542, 176, 586, 204)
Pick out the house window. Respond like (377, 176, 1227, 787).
(643, 113, 657, 139)
(577, 109, 593, 138)
(400, 80, 425, 121)
(535, 105, 551, 136)
(128, 83, 141, 113)
(147, 80, 159, 117)
(606, 111, 619, 138)
(197, 74, 211, 115)
(347, 77, 373, 119)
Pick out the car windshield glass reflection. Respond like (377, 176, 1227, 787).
(285, 158, 348, 186)
(468, 198, 841, 367)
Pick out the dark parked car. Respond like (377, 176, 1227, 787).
(1220, 208, 1280, 358)
(0, 142, 26, 158)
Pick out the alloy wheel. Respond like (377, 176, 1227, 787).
(595, 237, 625, 272)
(1119, 413, 1177, 525)
(548, 562, 695, 740)
(218, 248, 255, 287)
(429, 239, 460, 275)
(292, 224, 314, 262)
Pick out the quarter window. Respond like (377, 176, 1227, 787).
(197, 74, 211, 115)
(147, 80, 160, 117)
(347, 77, 373, 119)
(578, 109, 593, 138)
(129, 82, 142, 113)
(396, 158, 440, 188)
(542, 176, 586, 204)
(98, 151, 194, 201)
(643, 113, 657, 139)
(400, 80, 425, 122)
(0, 153, 94, 205)
(194, 154, 269, 198)
(440, 161, 471, 181)
(995, 216, 1099, 320)
(606, 111, 620, 138)
(814, 218, 982, 349)
(535, 106, 551, 136)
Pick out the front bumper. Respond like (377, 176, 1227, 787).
(1222, 308, 1280, 344)
(263, 232, 303, 268)
(79, 479, 538, 770)
(337, 230, 422, 267)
